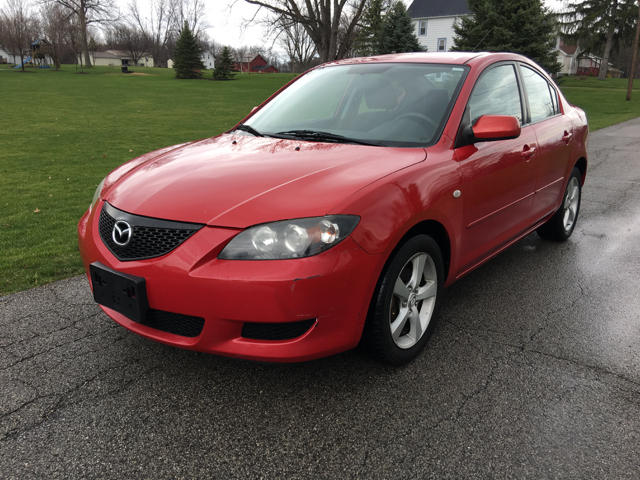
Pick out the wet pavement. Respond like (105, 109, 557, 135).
(2, 119, 640, 478)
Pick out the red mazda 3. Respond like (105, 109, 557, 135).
(78, 52, 588, 365)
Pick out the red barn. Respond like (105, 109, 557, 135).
(233, 54, 279, 73)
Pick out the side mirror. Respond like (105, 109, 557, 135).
(467, 115, 521, 142)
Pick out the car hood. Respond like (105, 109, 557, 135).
(104, 134, 426, 228)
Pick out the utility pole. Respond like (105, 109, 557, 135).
(626, 0, 640, 101)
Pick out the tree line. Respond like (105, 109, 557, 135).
(0, 0, 211, 70)
(3, 0, 640, 78)
(0, 0, 422, 74)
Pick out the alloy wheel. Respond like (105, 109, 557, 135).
(389, 253, 438, 349)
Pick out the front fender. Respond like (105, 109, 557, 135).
(329, 137, 463, 286)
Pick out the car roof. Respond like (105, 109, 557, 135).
(321, 52, 530, 68)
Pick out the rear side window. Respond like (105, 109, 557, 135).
(521, 65, 556, 123)
(468, 64, 523, 124)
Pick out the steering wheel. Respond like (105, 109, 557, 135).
(396, 112, 439, 130)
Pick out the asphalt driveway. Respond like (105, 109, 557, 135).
(1, 118, 640, 478)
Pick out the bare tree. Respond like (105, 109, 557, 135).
(232, 44, 249, 71)
(102, 23, 118, 48)
(278, 18, 316, 72)
(40, 2, 71, 69)
(175, 0, 207, 37)
(336, 5, 360, 58)
(0, 0, 39, 71)
(199, 32, 222, 61)
(111, 24, 146, 65)
(129, 0, 175, 67)
(67, 13, 85, 68)
(242, 0, 367, 62)
(45, 0, 118, 67)
(0, 12, 6, 42)
(129, 0, 207, 67)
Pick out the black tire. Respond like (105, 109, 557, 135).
(361, 235, 444, 366)
(537, 167, 582, 242)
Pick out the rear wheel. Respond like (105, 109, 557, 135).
(537, 167, 582, 242)
(362, 235, 444, 366)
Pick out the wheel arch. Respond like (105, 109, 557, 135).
(574, 156, 587, 185)
(389, 219, 452, 284)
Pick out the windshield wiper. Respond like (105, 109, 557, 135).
(275, 130, 383, 147)
(233, 123, 264, 137)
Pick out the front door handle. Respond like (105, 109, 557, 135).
(562, 131, 573, 143)
(521, 145, 536, 159)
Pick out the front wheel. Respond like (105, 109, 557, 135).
(362, 235, 444, 366)
(537, 167, 582, 242)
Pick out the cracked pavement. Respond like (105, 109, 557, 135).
(2, 118, 640, 478)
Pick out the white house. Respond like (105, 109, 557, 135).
(407, 0, 471, 52)
(79, 50, 154, 67)
(556, 40, 581, 76)
(168, 53, 215, 69)
(0, 46, 17, 64)
(201, 52, 215, 69)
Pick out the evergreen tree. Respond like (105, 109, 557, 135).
(173, 21, 205, 79)
(558, 0, 637, 79)
(378, 1, 423, 54)
(212, 46, 236, 80)
(452, 0, 561, 74)
(355, 0, 387, 56)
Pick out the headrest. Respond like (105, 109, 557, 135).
(364, 82, 398, 110)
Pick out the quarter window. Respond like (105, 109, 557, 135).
(468, 64, 523, 124)
(521, 65, 555, 123)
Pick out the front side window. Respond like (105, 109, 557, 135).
(419, 20, 427, 36)
(467, 64, 523, 124)
(521, 65, 556, 123)
(246, 63, 468, 147)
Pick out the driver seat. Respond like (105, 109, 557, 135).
(415, 89, 450, 122)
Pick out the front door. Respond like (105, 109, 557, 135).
(454, 63, 537, 273)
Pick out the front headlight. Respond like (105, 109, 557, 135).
(219, 215, 360, 260)
(90, 177, 106, 213)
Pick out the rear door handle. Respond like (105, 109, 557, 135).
(521, 146, 536, 159)
(562, 131, 573, 143)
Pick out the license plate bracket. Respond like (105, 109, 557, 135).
(90, 262, 149, 323)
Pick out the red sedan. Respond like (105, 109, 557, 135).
(78, 52, 588, 365)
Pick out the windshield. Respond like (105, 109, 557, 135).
(245, 63, 468, 147)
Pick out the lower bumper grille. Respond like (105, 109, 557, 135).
(241, 319, 316, 340)
(140, 309, 205, 338)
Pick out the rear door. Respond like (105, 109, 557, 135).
(518, 64, 574, 221)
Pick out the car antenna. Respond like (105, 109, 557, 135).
(472, 28, 493, 52)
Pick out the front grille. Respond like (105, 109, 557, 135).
(140, 309, 205, 337)
(99, 202, 204, 261)
(241, 319, 316, 340)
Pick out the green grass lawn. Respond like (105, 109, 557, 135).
(2, 66, 640, 296)
(0, 65, 294, 296)
(558, 76, 640, 131)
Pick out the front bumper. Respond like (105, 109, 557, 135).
(78, 202, 381, 362)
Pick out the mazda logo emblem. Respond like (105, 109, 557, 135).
(112, 220, 133, 246)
